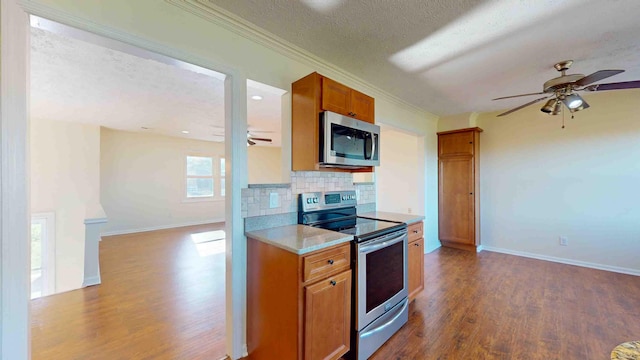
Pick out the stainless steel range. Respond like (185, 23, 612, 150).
(299, 190, 409, 360)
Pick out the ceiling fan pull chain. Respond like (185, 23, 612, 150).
(562, 105, 565, 129)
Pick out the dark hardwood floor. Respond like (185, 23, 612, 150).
(31, 230, 639, 360)
(370, 247, 640, 360)
(31, 223, 226, 360)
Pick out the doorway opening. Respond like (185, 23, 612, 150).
(29, 15, 229, 359)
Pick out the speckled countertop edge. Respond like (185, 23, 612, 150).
(246, 224, 353, 255)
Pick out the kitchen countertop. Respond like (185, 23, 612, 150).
(358, 211, 425, 224)
(245, 225, 353, 255)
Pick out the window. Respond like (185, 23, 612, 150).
(185, 155, 225, 200)
(220, 157, 226, 197)
(31, 212, 55, 299)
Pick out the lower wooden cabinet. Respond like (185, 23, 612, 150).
(304, 270, 352, 360)
(407, 221, 424, 302)
(247, 238, 352, 360)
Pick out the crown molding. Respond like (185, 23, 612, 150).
(166, 0, 436, 119)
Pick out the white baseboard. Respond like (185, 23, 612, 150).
(101, 218, 225, 237)
(482, 246, 640, 277)
(82, 275, 101, 287)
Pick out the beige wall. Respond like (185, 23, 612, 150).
(475, 89, 640, 272)
(247, 146, 282, 184)
(438, 112, 478, 132)
(376, 103, 439, 251)
(100, 128, 225, 234)
(30, 118, 101, 293)
(376, 126, 423, 216)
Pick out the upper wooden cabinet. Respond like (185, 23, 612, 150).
(438, 130, 475, 157)
(322, 77, 375, 123)
(292, 72, 375, 172)
(437, 128, 482, 252)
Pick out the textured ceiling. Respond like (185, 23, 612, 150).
(206, 0, 640, 116)
(30, 26, 284, 146)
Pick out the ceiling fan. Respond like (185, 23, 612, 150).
(247, 131, 272, 146)
(493, 60, 640, 117)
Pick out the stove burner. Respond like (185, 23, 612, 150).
(298, 191, 404, 242)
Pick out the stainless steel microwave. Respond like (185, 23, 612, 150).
(319, 111, 380, 168)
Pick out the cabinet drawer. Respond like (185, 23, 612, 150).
(303, 244, 351, 283)
(408, 221, 424, 242)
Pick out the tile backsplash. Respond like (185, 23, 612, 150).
(241, 171, 376, 218)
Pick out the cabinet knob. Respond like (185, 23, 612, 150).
(327, 259, 334, 265)
(413, 230, 419, 234)
(470, 192, 473, 195)
(414, 243, 420, 247)
(330, 280, 337, 286)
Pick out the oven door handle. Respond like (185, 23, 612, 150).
(358, 232, 406, 254)
(361, 298, 408, 339)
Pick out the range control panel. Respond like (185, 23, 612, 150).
(299, 190, 357, 212)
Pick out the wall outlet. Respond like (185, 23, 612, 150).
(408, 208, 412, 214)
(269, 192, 279, 208)
(559, 236, 568, 246)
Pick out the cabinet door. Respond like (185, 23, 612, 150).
(350, 89, 375, 123)
(439, 131, 474, 157)
(438, 157, 475, 245)
(408, 238, 424, 302)
(304, 270, 352, 360)
(322, 77, 351, 117)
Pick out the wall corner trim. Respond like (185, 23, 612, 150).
(81, 275, 101, 288)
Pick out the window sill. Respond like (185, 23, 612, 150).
(183, 196, 225, 203)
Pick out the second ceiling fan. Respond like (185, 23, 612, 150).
(247, 131, 272, 146)
(493, 60, 640, 117)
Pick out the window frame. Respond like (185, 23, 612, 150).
(184, 154, 225, 202)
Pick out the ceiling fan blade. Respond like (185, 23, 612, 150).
(583, 80, 640, 91)
(249, 137, 272, 142)
(575, 70, 625, 87)
(247, 139, 256, 146)
(492, 92, 545, 100)
(496, 96, 549, 117)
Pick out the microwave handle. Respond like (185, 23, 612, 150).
(367, 132, 376, 160)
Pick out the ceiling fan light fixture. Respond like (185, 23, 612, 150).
(551, 101, 562, 115)
(563, 93, 584, 109)
(540, 98, 557, 114)
(569, 99, 590, 113)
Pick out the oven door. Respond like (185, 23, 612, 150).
(321, 111, 380, 167)
(355, 229, 408, 330)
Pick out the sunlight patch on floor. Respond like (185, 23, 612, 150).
(191, 230, 225, 257)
